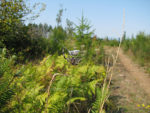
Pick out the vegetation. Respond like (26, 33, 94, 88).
(0, 1, 112, 113)
(1, 0, 149, 112)
(0, 50, 109, 113)
(122, 32, 150, 72)
(101, 31, 150, 73)
(101, 38, 119, 47)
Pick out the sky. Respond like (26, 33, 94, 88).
(27, 0, 150, 38)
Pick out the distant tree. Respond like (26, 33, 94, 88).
(0, 0, 29, 48)
(122, 31, 126, 42)
(28, 23, 39, 39)
(75, 14, 94, 47)
(28, 23, 52, 39)
(49, 26, 67, 54)
(56, 8, 63, 26)
(75, 14, 96, 60)
(43, 23, 52, 38)
(49, 8, 67, 54)
(66, 19, 75, 37)
(75, 14, 94, 41)
(0, 0, 46, 54)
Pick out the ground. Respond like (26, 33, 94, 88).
(105, 47, 150, 113)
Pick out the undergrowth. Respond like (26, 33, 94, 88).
(0, 48, 111, 113)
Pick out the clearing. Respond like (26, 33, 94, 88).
(105, 47, 150, 113)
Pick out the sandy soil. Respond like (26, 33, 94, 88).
(105, 47, 150, 113)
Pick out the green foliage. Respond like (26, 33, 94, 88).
(0, 48, 15, 77)
(74, 14, 106, 64)
(122, 32, 150, 67)
(91, 86, 109, 113)
(0, 2, 109, 112)
(28, 23, 52, 39)
(66, 19, 75, 37)
(101, 38, 119, 47)
(56, 8, 64, 26)
(0, 54, 107, 113)
(49, 26, 67, 54)
(0, 0, 48, 61)
(0, 48, 16, 112)
(0, 0, 29, 48)
(67, 97, 86, 105)
(0, 0, 28, 33)
(75, 14, 94, 46)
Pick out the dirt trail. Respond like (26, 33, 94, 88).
(105, 47, 150, 113)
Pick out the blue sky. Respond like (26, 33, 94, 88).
(28, 0, 150, 38)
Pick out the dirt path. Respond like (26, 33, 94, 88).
(105, 47, 150, 113)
